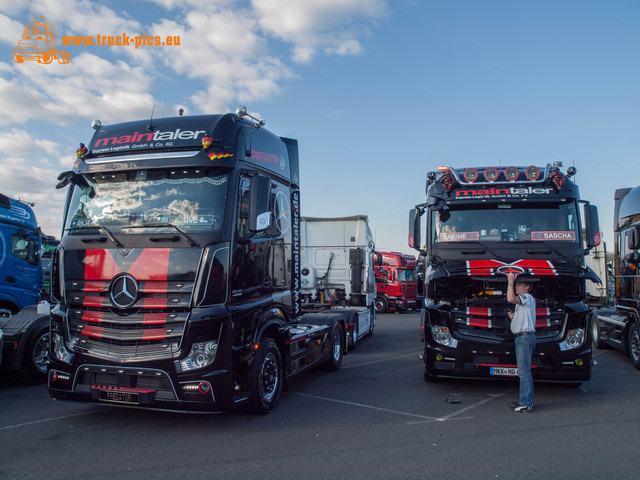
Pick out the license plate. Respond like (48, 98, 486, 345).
(490, 367, 518, 376)
(99, 390, 140, 405)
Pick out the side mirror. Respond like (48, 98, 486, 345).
(583, 204, 600, 250)
(626, 252, 640, 265)
(248, 176, 272, 232)
(409, 208, 422, 252)
(628, 226, 640, 251)
(374, 252, 383, 266)
(56, 171, 75, 189)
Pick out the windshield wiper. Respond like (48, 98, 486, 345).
(66, 225, 124, 248)
(455, 241, 502, 259)
(517, 240, 567, 260)
(123, 223, 198, 247)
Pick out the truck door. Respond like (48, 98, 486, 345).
(5, 228, 41, 305)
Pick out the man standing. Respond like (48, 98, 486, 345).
(506, 272, 536, 412)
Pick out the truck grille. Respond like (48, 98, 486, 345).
(452, 306, 563, 339)
(65, 279, 193, 360)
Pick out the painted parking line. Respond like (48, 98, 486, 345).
(343, 350, 422, 369)
(293, 386, 516, 424)
(0, 409, 95, 431)
(292, 392, 441, 422)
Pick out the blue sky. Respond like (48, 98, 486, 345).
(0, 0, 638, 253)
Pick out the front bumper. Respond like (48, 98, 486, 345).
(424, 339, 591, 382)
(48, 359, 240, 413)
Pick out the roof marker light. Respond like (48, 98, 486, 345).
(525, 165, 541, 180)
(484, 167, 499, 182)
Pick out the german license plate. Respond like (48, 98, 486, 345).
(98, 390, 140, 405)
(490, 367, 518, 376)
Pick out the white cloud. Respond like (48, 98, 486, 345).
(0, 155, 67, 236)
(0, 128, 62, 156)
(0, 53, 156, 126)
(252, 0, 388, 63)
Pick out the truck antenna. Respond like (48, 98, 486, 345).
(147, 105, 155, 132)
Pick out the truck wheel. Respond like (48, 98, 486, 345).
(375, 297, 387, 314)
(24, 326, 50, 384)
(424, 364, 438, 382)
(368, 305, 375, 337)
(0, 304, 17, 318)
(349, 323, 358, 350)
(249, 337, 283, 414)
(591, 314, 607, 350)
(325, 323, 344, 371)
(628, 323, 640, 369)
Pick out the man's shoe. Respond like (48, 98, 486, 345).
(511, 403, 533, 412)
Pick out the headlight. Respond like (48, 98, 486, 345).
(431, 325, 458, 348)
(559, 328, 585, 351)
(52, 333, 74, 364)
(175, 340, 218, 372)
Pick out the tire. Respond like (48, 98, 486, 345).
(368, 304, 375, 337)
(24, 326, 50, 384)
(325, 323, 344, 371)
(424, 364, 438, 382)
(249, 337, 283, 414)
(0, 304, 17, 318)
(349, 323, 358, 350)
(375, 296, 387, 314)
(628, 323, 640, 370)
(591, 314, 608, 350)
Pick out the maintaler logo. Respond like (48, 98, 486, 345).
(13, 16, 70, 65)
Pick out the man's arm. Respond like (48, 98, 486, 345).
(506, 272, 520, 305)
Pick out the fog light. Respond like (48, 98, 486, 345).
(435, 354, 444, 361)
(575, 359, 584, 367)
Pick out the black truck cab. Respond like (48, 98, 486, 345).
(48, 109, 346, 413)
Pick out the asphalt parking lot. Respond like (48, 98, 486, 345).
(2, 312, 640, 480)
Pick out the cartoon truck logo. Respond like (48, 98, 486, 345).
(13, 16, 70, 65)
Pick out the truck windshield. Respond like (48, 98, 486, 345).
(397, 268, 415, 282)
(64, 168, 229, 235)
(433, 202, 579, 244)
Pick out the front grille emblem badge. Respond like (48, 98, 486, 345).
(110, 274, 139, 309)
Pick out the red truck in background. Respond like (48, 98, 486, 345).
(374, 252, 417, 313)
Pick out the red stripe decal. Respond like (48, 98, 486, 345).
(84, 249, 120, 281)
(82, 311, 104, 322)
(143, 313, 168, 325)
(468, 318, 491, 328)
(82, 325, 104, 338)
(142, 328, 167, 340)
(143, 282, 169, 293)
(83, 296, 105, 307)
(143, 298, 168, 309)
(83, 281, 107, 292)
(129, 249, 170, 281)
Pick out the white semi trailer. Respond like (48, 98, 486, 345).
(300, 216, 376, 349)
